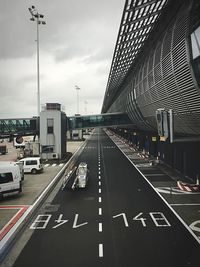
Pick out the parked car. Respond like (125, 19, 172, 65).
(0, 161, 22, 197)
(18, 157, 43, 174)
(72, 162, 89, 189)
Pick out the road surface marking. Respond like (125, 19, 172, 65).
(99, 208, 102, 215)
(30, 214, 52, 229)
(99, 175, 101, 180)
(52, 164, 57, 167)
(99, 244, 103, 257)
(133, 212, 147, 227)
(99, 188, 101, 194)
(149, 212, 171, 227)
(99, 181, 101, 186)
(145, 173, 165, 176)
(190, 221, 200, 233)
(156, 187, 200, 195)
(53, 214, 68, 229)
(99, 197, 102, 203)
(171, 203, 200, 206)
(72, 214, 88, 228)
(113, 213, 129, 227)
(0, 205, 29, 240)
(44, 164, 50, 167)
(99, 223, 102, 232)
(59, 163, 64, 167)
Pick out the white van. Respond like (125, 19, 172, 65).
(18, 157, 43, 174)
(0, 162, 22, 197)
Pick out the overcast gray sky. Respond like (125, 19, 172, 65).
(0, 0, 124, 118)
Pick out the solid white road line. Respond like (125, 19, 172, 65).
(171, 203, 200, 206)
(145, 173, 165, 176)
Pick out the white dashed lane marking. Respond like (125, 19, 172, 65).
(98, 150, 103, 258)
(99, 208, 102, 215)
(99, 223, 102, 232)
(99, 244, 103, 257)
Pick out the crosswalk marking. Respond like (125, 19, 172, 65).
(43, 163, 64, 168)
(59, 163, 64, 167)
(44, 164, 50, 167)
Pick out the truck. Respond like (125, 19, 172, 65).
(0, 161, 22, 197)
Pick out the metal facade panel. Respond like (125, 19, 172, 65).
(102, 0, 168, 113)
(104, 0, 200, 136)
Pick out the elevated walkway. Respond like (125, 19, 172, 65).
(0, 118, 39, 138)
(68, 113, 132, 130)
(0, 113, 132, 137)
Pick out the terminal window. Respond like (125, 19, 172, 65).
(47, 118, 54, 134)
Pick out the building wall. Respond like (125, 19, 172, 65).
(107, 0, 200, 136)
(40, 110, 62, 158)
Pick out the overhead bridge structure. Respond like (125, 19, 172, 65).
(0, 113, 132, 138)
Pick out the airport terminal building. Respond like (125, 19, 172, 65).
(102, 0, 200, 179)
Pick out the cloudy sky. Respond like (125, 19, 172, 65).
(0, 0, 124, 118)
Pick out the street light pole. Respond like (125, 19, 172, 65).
(75, 85, 81, 114)
(36, 14, 40, 118)
(28, 6, 46, 117)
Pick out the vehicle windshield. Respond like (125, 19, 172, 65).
(78, 166, 86, 175)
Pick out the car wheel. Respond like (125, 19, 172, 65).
(31, 168, 37, 174)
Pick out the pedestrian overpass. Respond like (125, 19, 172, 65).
(0, 113, 132, 138)
(68, 113, 132, 130)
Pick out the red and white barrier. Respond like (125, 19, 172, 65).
(177, 180, 200, 192)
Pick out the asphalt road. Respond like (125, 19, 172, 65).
(12, 129, 200, 267)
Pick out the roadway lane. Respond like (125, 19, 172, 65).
(12, 129, 200, 267)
